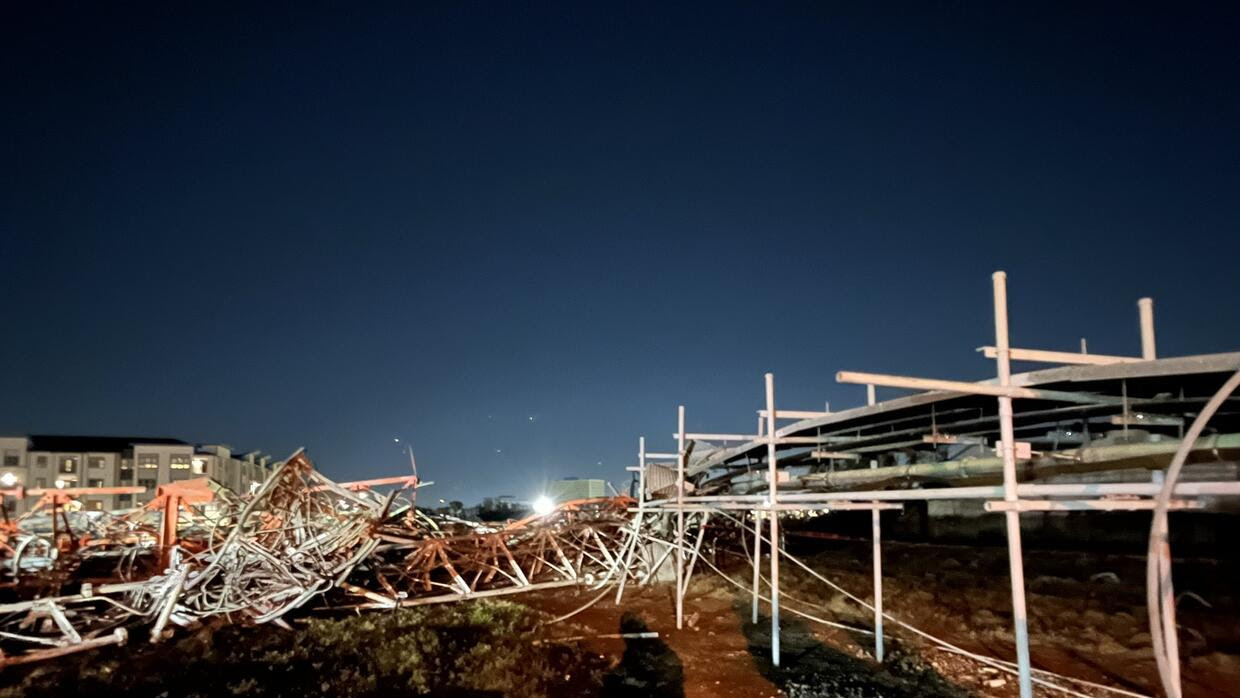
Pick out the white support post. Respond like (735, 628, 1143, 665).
(993, 271, 1033, 698)
(868, 389, 884, 663)
(1139, 297, 1157, 360)
(765, 372, 781, 667)
(676, 405, 686, 630)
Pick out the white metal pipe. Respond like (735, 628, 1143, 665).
(837, 370, 1118, 405)
(615, 437, 647, 604)
(869, 379, 884, 663)
(1139, 297, 1157, 360)
(1146, 370, 1239, 698)
(977, 346, 1141, 365)
(994, 270, 1033, 698)
(765, 372, 780, 666)
(681, 432, 759, 441)
(985, 499, 1202, 512)
(810, 450, 862, 460)
(681, 512, 711, 600)
(646, 502, 903, 512)
(751, 509, 762, 623)
(638, 436, 646, 506)
(642, 479, 1240, 507)
(1158, 543, 1181, 692)
(676, 406, 686, 630)
(757, 409, 832, 419)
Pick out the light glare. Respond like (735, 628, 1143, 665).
(532, 495, 555, 516)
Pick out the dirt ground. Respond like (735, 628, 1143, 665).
(2, 540, 1235, 697)
(521, 540, 1240, 697)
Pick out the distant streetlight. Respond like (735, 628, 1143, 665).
(55, 479, 67, 489)
(0, 472, 16, 487)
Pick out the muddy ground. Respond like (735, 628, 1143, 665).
(2, 540, 1236, 697)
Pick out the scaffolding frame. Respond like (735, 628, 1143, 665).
(620, 271, 1240, 698)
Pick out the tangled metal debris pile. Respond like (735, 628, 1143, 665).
(0, 450, 640, 668)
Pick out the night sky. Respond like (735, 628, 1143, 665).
(3, 3, 1238, 504)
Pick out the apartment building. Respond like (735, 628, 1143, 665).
(546, 477, 608, 502)
(0, 435, 278, 513)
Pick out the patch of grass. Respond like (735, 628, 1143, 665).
(0, 602, 607, 698)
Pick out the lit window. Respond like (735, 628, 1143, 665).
(192, 458, 207, 474)
(138, 454, 159, 469)
(60, 457, 78, 473)
(170, 456, 191, 470)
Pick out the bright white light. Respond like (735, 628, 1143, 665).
(55, 479, 67, 489)
(0, 473, 16, 487)
(532, 495, 555, 516)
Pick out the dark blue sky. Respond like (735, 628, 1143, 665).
(3, 3, 1238, 503)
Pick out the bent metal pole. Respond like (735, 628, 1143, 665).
(993, 271, 1033, 698)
